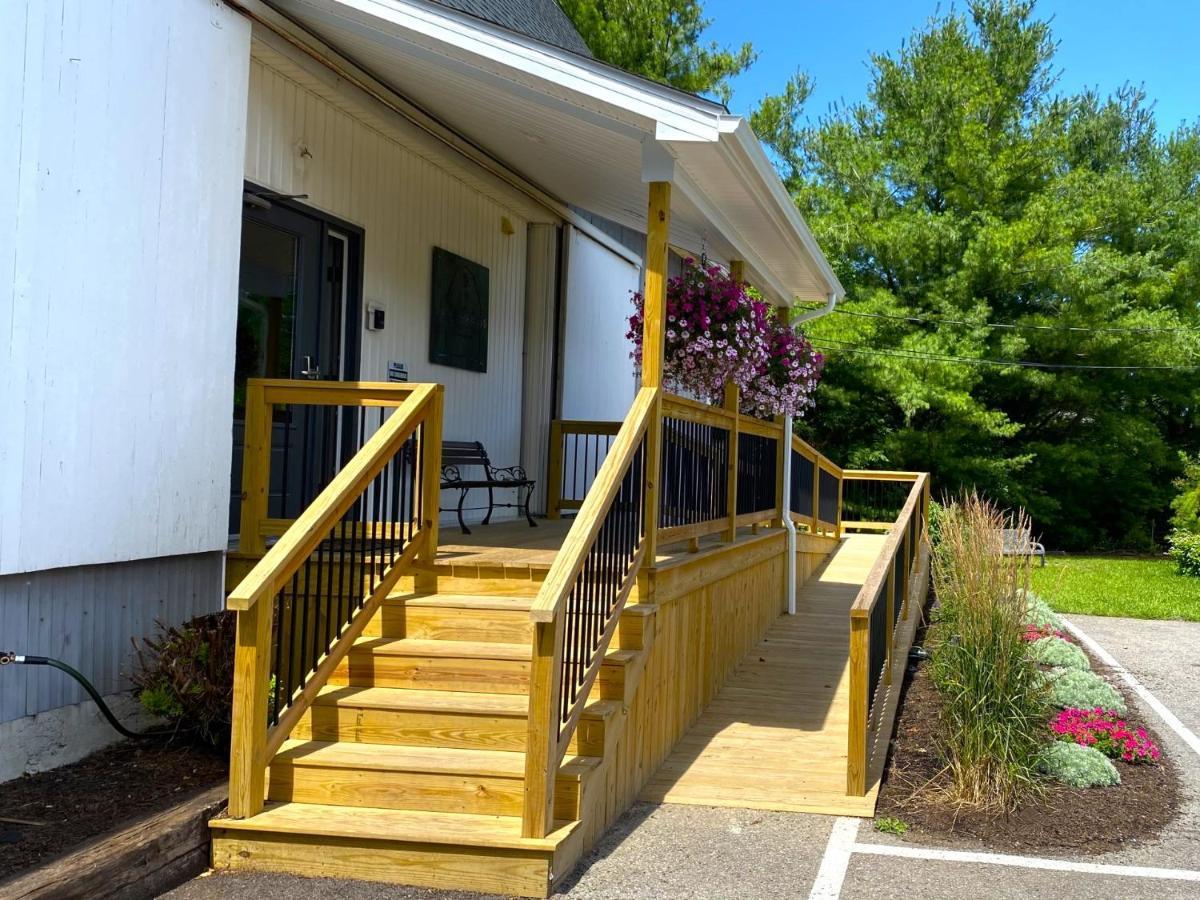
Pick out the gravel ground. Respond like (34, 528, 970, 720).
(164, 615, 1200, 900)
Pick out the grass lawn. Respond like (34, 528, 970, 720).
(1031, 555, 1200, 622)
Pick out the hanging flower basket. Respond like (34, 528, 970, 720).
(627, 258, 824, 416)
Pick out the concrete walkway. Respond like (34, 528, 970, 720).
(163, 615, 1200, 900)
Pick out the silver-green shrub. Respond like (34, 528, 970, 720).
(1022, 591, 1064, 630)
(1029, 636, 1090, 671)
(1045, 668, 1127, 715)
(1037, 741, 1120, 787)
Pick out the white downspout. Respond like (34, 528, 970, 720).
(784, 291, 839, 615)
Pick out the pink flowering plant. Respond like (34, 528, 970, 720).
(740, 315, 824, 419)
(1051, 708, 1161, 764)
(626, 258, 823, 414)
(1022, 624, 1070, 643)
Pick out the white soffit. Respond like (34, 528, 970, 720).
(269, 0, 844, 304)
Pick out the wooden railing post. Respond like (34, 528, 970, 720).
(228, 596, 273, 818)
(238, 382, 272, 557)
(902, 525, 913, 619)
(547, 420, 564, 520)
(522, 612, 564, 838)
(723, 383, 739, 541)
(415, 387, 444, 593)
(847, 614, 869, 796)
(773, 416, 787, 528)
(811, 462, 821, 534)
(641, 181, 671, 566)
(835, 471, 844, 539)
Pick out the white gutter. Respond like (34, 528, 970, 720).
(794, 290, 839, 325)
(784, 292, 840, 615)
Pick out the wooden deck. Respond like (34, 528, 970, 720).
(640, 533, 889, 816)
(434, 518, 764, 574)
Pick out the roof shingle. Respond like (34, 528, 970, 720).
(428, 0, 592, 57)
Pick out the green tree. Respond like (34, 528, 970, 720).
(754, 1, 1200, 550)
(559, 0, 754, 103)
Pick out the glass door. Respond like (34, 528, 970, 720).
(229, 196, 358, 539)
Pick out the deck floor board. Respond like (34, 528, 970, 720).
(639, 533, 887, 817)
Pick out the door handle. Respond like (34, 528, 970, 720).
(301, 355, 322, 380)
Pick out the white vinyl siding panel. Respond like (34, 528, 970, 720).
(0, 0, 250, 575)
(243, 54, 532, 524)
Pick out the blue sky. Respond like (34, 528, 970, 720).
(703, 0, 1199, 133)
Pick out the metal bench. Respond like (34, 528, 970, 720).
(440, 441, 537, 535)
(1001, 527, 1046, 566)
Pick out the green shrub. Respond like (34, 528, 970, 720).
(1045, 668, 1127, 716)
(1037, 741, 1120, 788)
(1169, 453, 1200, 534)
(1168, 530, 1200, 578)
(1029, 636, 1090, 671)
(928, 495, 1050, 811)
(927, 499, 945, 547)
(132, 612, 236, 745)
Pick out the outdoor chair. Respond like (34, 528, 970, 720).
(440, 441, 537, 535)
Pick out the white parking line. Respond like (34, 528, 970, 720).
(1062, 617, 1200, 759)
(852, 842, 1200, 882)
(808, 817, 858, 899)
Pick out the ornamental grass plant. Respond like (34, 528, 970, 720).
(928, 495, 1051, 811)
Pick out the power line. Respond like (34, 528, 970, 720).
(827, 308, 1200, 335)
(812, 339, 1200, 371)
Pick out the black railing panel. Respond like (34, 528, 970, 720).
(659, 416, 729, 528)
(840, 477, 911, 525)
(736, 432, 777, 516)
(790, 450, 814, 517)
(867, 580, 888, 715)
(268, 422, 422, 724)
(559, 431, 617, 509)
(818, 468, 839, 524)
(557, 435, 647, 735)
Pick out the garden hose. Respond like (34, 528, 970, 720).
(0, 650, 180, 739)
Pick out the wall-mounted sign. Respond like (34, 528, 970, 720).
(429, 246, 489, 373)
(387, 361, 408, 383)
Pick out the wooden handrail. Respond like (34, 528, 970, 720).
(846, 472, 930, 795)
(227, 382, 443, 821)
(529, 388, 657, 624)
(842, 469, 921, 482)
(848, 473, 928, 618)
(546, 419, 623, 519)
(229, 383, 440, 612)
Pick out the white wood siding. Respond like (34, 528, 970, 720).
(0, 0, 251, 576)
(244, 51, 533, 522)
(560, 226, 641, 420)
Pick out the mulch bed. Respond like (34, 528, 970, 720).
(0, 739, 228, 880)
(876, 607, 1182, 855)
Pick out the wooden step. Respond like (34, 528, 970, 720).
(211, 802, 576, 897)
(293, 685, 621, 754)
(267, 739, 596, 819)
(332, 638, 638, 697)
(365, 593, 655, 650)
(367, 593, 535, 643)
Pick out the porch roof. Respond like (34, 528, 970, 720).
(266, 0, 845, 306)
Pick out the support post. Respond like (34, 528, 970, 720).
(847, 614, 869, 796)
(723, 383, 739, 542)
(547, 420, 564, 520)
(238, 382, 272, 557)
(902, 525, 913, 620)
(415, 387, 444, 593)
(521, 612, 564, 838)
(641, 181, 671, 566)
(228, 597, 273, 818)
(772, 305, 789, 529)
(811, 462, 821, 534)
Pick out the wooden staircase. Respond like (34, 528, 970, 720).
(211, 567, 657, 897)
